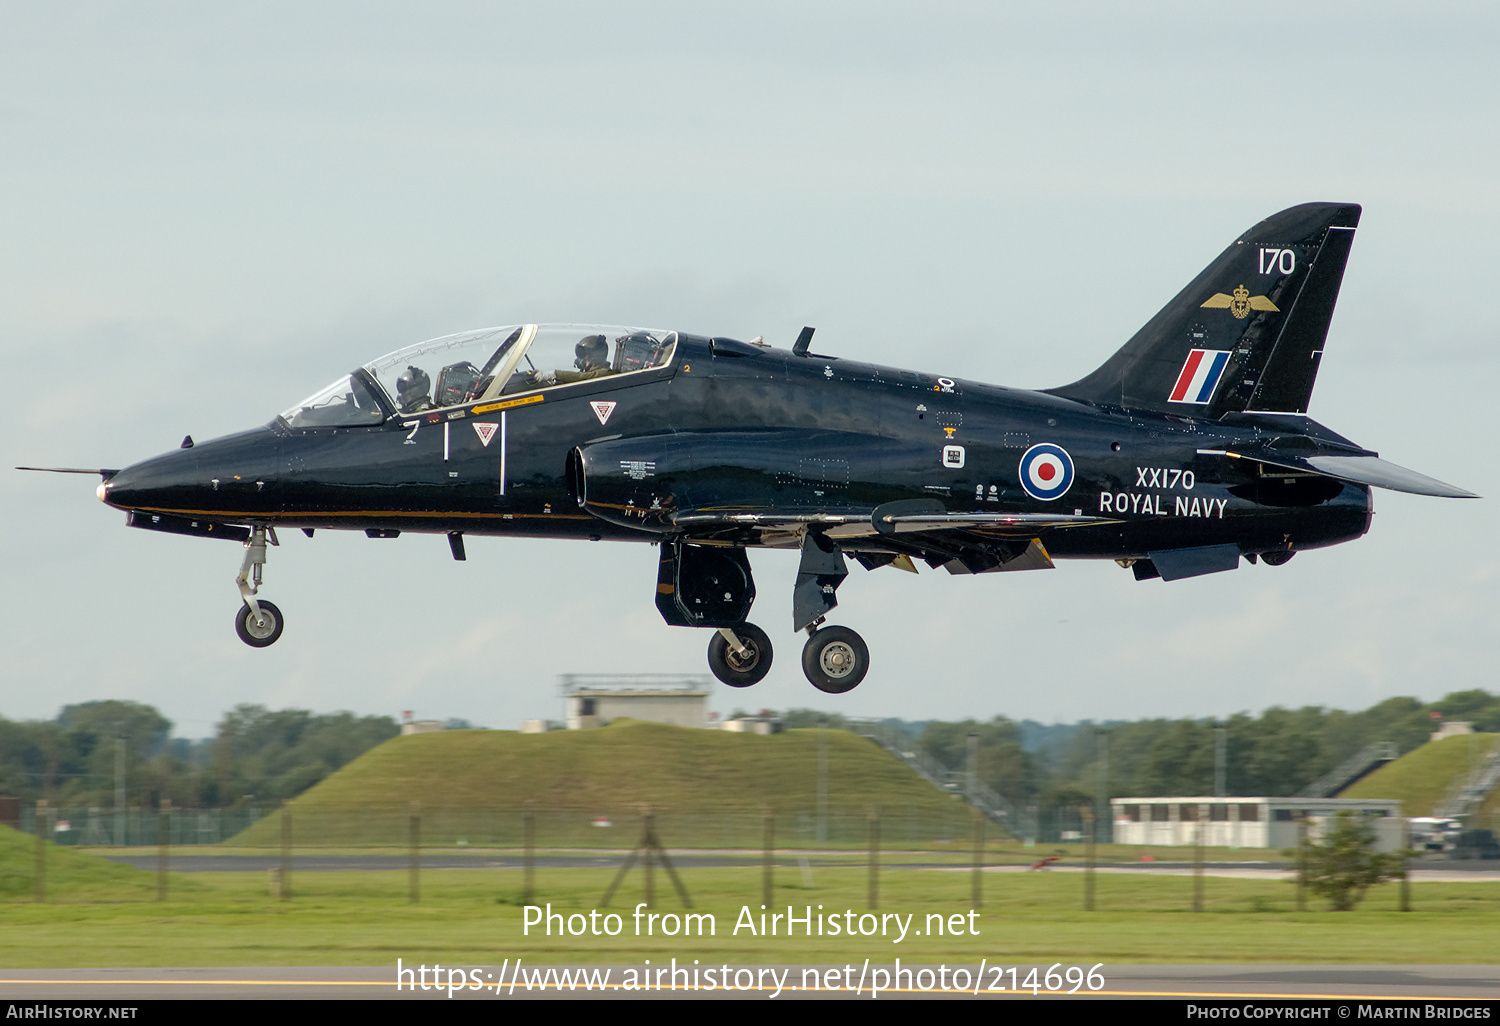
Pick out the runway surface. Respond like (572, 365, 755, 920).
(2, 964, 1497, 1000)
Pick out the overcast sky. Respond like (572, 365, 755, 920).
(3, 2, 1496, 739)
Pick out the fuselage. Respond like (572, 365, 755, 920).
(101, 332, 1372, 561)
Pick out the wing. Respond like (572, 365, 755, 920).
(669, 505, 1120, 574)
(669, 509, 1114, 536)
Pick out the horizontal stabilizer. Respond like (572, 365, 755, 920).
(1201, 448, 1477, 498)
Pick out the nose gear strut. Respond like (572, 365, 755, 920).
(234, 525, 284, 647)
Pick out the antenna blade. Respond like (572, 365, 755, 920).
(793, 326, 815, 357)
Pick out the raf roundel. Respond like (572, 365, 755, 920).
(1018, 443, 1075, 501)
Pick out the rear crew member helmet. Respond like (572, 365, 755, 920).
(574, 335, 609, 370)
(396, 365, 432, 411)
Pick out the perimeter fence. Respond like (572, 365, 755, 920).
(8, 799, 1448, 917)
(20, 802, 1021, 849)
(12, 801, 1128, 849)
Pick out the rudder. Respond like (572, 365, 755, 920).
(1048, 203, 1361, 416)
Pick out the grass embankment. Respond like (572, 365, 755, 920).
(230, 721, 977, 848)
(1342, 733, 1500, 818)
(0, 822, 207, 903)
(0, 861, 1495, 968)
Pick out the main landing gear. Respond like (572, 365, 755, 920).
(704, 620, 870, 694)
(801, 623, 869, 694)
(707, 624, 773, 687)
(234, 525, 284, 648)
(658, 535, 872, 694)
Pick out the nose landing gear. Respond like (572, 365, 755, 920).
(234, 525, 284, 647)
(235, 598, 284, 647)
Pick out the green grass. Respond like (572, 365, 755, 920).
(0, 860, 1495, 968)
(1342, 733, 1500, 817)
(229, 722, 979, 847)
(7, 724, 1497, 970)
(0, 822, 210, 903)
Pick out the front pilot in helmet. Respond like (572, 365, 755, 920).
(396, 365, 432, 413)
(574, 335, 609, 373)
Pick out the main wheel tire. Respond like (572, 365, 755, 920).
(235, 600, 284, 648)
(707, 622, 773, 687)
(801, 625, 868, 694)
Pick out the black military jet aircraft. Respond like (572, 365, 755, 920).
(23, 203, 1476, 694)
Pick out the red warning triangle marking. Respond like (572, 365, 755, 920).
(472, 422, 498, 446)
(591, 401, 617, 425)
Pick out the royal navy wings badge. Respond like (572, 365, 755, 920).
(1201, 284, 1279, 320)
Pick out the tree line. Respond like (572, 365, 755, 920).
(0, 701, 398, 810)
(5, 689, 1495, 812)
(762, 689, 1500, 808)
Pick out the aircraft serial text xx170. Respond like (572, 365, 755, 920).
(23, 203, 1476, 694)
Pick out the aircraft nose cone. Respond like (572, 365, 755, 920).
(100, 426, 278, 515)
(97, 461, 161, 511)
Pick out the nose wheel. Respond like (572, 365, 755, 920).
(235, 599, 284, 647)
(801, 625, 868, 693)
(707, 623, 773, 687)
(234, 525, 285, 648)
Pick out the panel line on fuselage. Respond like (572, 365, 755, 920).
(125, 506, 596, 521)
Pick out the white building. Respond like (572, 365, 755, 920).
(1111, 797, 1405, 851)
(722, 716, 784, 734)
(560, 674, 712, 730)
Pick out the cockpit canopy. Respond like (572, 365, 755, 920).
(279, 324, 678, 429)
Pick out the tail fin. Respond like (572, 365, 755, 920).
(1048, 202, 1360, 416)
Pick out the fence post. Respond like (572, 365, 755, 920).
(1399, 817, 1411, 912)
(279, 802, 292, 901)
(762, 808, 775, 907)
(1082, 804, 1095, 912)
(409, 801, 421, 904)
(114, 738, 125, 847)
(971, 806, 984, 909)
(34, 799, 48, 904)
(1193, 803, 1206, 912)
(817, 729, 829, 843)
(867, 804, 880, 910)
(643, 808, 655, 910)
(158, 800, 171, 902)
(1295, 816, 1307, 912)
(523, 807, 535, 905)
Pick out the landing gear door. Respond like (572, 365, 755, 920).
(655, 541, 756, 628)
